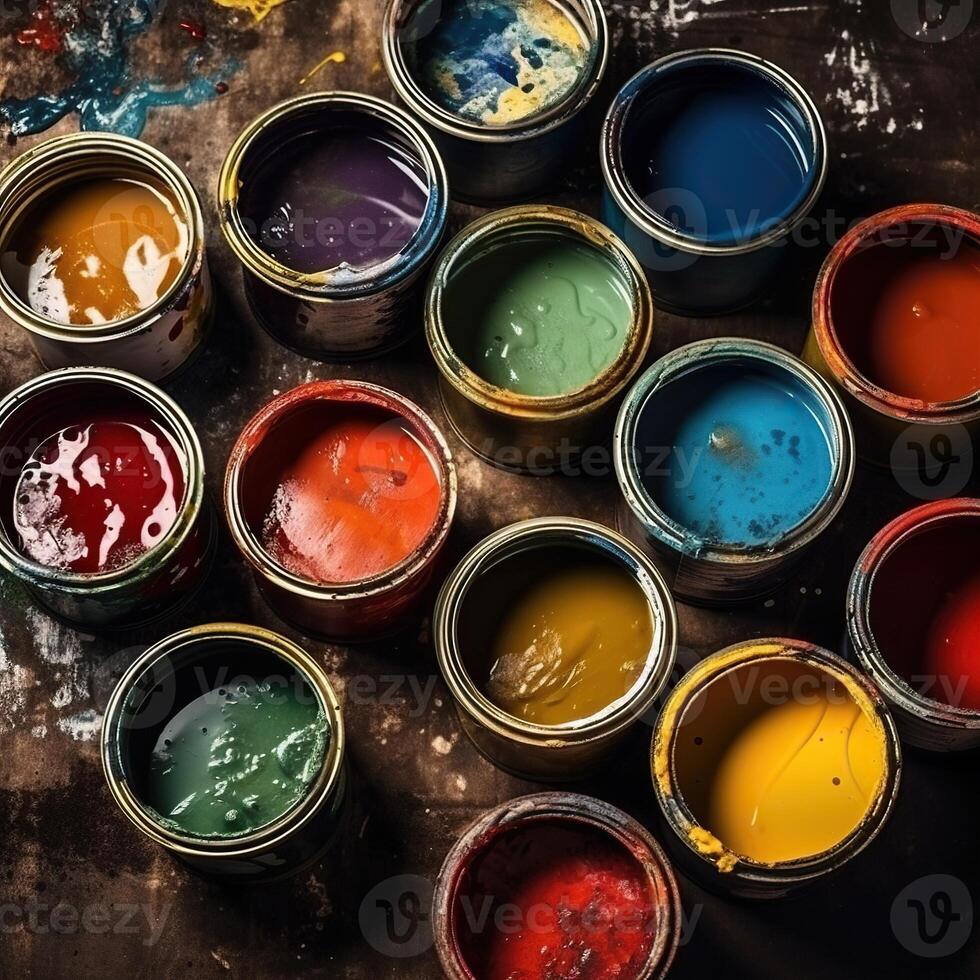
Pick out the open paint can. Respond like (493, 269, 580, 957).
(805, 204, 980, 470)
(218, 92, 449, 359)
(101, 623, 347, 880)
(602, 49, 827, 315)
(0, 367, 215, 628)
(848, 498, 980, 752)
(225, 380, 457, 641)
(652, 639, 901, 899)
(427, 205, 653, 473)
(0, 133, 212, 382)
(614, 338, 854, 605)
(434, 517, 677, 780)
(383, 0, 609, 203)
(433, 793, 681, 980)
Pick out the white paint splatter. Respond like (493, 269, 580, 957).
(56, 709, 102, 741)
(431, 734, 455, 755)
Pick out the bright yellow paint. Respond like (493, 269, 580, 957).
(212, 0, 288, 24)
(298, 50, 347, 86)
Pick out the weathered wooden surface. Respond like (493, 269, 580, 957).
(0, 1, 978, 977)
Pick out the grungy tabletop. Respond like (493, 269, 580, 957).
(0, 1, 978, 978)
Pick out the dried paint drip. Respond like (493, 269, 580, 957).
(211, 0, 289, 23)
(404, 0, 591, 126)
(0, 0, 238, 139)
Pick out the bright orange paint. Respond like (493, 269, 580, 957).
(260, 404, 442, 584)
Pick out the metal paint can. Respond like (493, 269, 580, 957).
(0, 367, 215, 629)
(434, 517, 677, 781)
(652, 639, 902, 899)
(217, 92, 449, 360)
(601, 49, 827, 315)
(848, 499, 980, 752)
(427, 206, 653, 474)
(101, 623, 347, 880)
(382, 0, 609, 204)
(433, 793, 682, 980)
(0, 133, 212, 382)
(225, 380, 457, 642)
(804, 204, 980, 470)
(614, 338, 854, 605)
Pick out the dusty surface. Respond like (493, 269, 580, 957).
(0, 1, 978, 978)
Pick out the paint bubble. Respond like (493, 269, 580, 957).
(891, 874, 973, 957)
(359, 874, 435, 959)
(890, 0, 974, 43)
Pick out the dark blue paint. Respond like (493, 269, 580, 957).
(623, 62, 816, 246)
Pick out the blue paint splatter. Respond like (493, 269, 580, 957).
(1, 0, 239, 139)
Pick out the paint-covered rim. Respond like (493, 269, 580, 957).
(426, 205, 654, 420)
(0, 132, 205, 343)
(0, 367, 205, 593)
(651, 639, 902, 883)
(225, 379, 457, 602)
(433, 793, 682, 980)
(812, 204, 980, 422)
(217, 92, 449, 301)
(614, 338, 855, 564)
(601, 48, 828, 257)
(382, 0, 609, 141)
(434, 517, 678, 743)
(100, 623, 346, 857)
(848, 498, 980, 727)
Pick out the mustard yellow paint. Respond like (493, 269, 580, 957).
(212, 0, 287, 24)
(670, 654, 889, 865)
(299, 51, 347, 86)
(483, 559, 653, 726)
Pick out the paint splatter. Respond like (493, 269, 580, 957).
(0, 0, 239, 139)
(15, 0, 64, 53)
(299, 50, 347, 86)
(211, 0, 289, 23)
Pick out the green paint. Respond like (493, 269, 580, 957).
(444, 236, 633, 396)
(144, 678, 328, 839)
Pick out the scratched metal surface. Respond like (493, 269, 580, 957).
(0, 1, 978, 977)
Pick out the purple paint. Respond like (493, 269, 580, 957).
(239, 130, 430, 275)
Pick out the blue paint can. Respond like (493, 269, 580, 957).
(601, 49, 827, 316)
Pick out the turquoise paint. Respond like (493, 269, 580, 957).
(623, 61, 815, 245)
(635, 364, 835, 548)
(1, 0, 238, 139)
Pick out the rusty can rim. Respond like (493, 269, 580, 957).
(432, 792, 682, 980)
(811, 203, 980, 423)
(382, 0, 609, 142)
(602, 48, 828, 258)
(224, 379, 458, 602)
(100, 622, 346, 858)
(848, 498, 980, 730)
(0, 366, 206, 593)
(614, 337, 855, 564)
(434, 517, 678, 745)
(217, 91, 449, 303)
(426, 205, 654, 421)
(0, 132, 206, 344)
(651, 638, 903, 887)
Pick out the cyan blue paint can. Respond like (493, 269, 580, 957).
(601, 49, 827, 316)
(614, 339, 854, 604)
